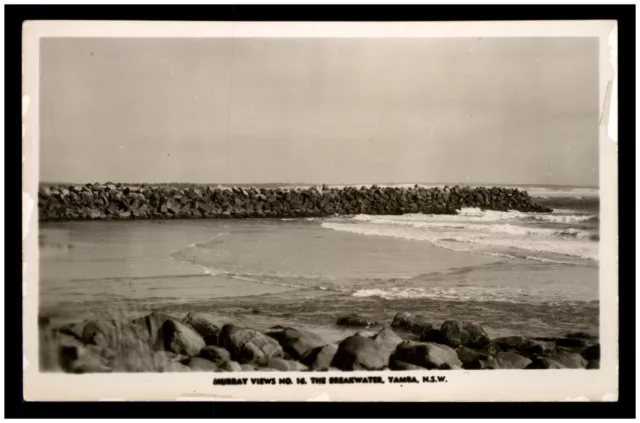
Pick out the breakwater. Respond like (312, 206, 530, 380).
(37, 183, 552, 221)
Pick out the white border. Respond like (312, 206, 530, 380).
(22, 20, 618, 402)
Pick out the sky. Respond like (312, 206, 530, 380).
(39, 37, 599, 186)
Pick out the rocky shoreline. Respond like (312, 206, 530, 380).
(38, 183, 552, 221)
(39, 311, 599, 373)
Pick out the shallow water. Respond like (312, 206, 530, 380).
(39, 191, 599, 339)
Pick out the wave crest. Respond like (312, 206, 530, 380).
(322, 207, 599, 263)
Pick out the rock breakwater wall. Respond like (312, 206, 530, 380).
(38, 183, 552, 221)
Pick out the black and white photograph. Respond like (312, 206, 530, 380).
(22, 19, 618, 402)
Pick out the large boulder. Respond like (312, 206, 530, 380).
(391, 341, 462, 370)
(586, 360, 600, 369)
(153, 352, 191, 372)
(265, 358, 309, 372)
(491, 336, 548, 355)
(160, 320, 206, 357)
(555, 337, 593, 348)
(183, 312, 221, 345)
(59, 321, 88, 340)
(479, 351, 532, 369)
(81, 320, 116, 348)
(480, 341, 504, 356)
(185, 357, 220, 371)
(543, 351, 588, 369)
(336, 314, 379, 328)
(301, 344, 338, 371)
(456, 346, 490, 369)
(267, 327, 327, 361)
(391, 312, 433, 335)
(389, 360, 426, 371)
(420, 328, 445, 344)
(331, 335, 389, 371)
(525, 357, 566, 369)
(58, 344, 112, 373)
(131, 312, 176, 348)
(564, 331, 598, 341)
(371, 327, 403, 358)
(439, 320, 490, 349)
(218, 360, 243, 372)
(581, 344, 600, 361)
(219, 324, 283, 365)
(198, 346, 231, 365)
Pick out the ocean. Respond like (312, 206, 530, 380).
(38, 184, 599, 341)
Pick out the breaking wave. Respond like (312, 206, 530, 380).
(351, 286, 595, 306)
(322, 207, 599, 263)
(353, 208, 597, 224)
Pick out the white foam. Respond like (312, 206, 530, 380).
(354, 208, 597, 225)
(352, 287, 516, 302)
(321, 221, 598, 262)
(350, 286, 585, 305)
(351, 216, 592, 240)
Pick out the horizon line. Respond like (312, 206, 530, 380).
(38, 180, 600, 189)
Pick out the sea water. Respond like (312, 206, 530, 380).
(38, 185, 599, 339)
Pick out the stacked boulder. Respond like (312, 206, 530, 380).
(38, 183, 552, 221)
(40, 311, 598, 373)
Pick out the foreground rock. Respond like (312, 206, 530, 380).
(185, 357, 220, 371)
(456, 346, 490, 369)
(266, 358, 309, 371)
(541, 352, 588, 369)
(267, 327, 327, 361)
(581, 344, 600, 361)
(81, 320, 117, 348)
(331, 335, 389, 371)
(161, 320, 206, 356)
(336, 314, 379, 328)
(391, 341, 462, 370)
(59, 344, 112, 373)
(183, 312, 221, 345)
(389, 360, 426, 370)
(41, 312, 597, 373)
(391, 312, 433, 335)
(301, 344, 339, 371)
(439, 320, 491, 349)
(491, 336, 549, 356)
(131, 312, 177, 348)
(198, 346, 231, 365)
(219, 324, 284, 365)
(479, 351, 532, 369)
(372, 327, 404, 357)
